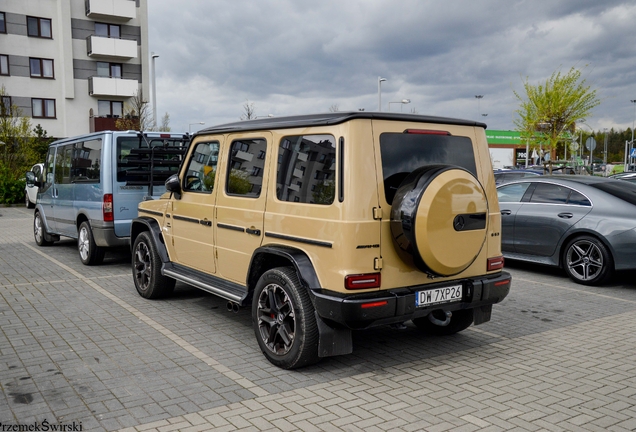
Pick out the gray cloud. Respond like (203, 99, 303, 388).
(148, 0, 636, 132)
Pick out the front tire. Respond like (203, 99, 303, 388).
(78, 221, 105, 265)
(132, 231, 175, 299)
(252, 267, 319, 369)
(563, 235, 613, 286)
(34, 212, 52, 246)
(412, 309, 474, 336)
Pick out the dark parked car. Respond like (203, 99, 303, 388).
(610, 172, 636, 183)
(497, 175, 636, 285)
(494, 169, 542, 185)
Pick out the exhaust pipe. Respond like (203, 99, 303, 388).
(226, 301, 240, 313)
(428, 310, 452, 326)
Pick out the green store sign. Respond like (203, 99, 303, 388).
(485, 130, 523, 145)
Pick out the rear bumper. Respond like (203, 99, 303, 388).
(310, 271, 511, 330)
(92, 224, 129, 247)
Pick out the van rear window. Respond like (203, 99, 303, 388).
(117, 137, 187, 185)
(380, 132, 477, 204)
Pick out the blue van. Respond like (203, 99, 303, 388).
(25, 131, 189, 265)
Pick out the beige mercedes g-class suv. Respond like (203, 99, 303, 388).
(130, 112, 511, 369)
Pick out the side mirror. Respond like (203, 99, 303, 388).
(165, 174, 181, 199)
(25, 171, 39, 187)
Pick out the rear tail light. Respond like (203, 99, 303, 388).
(103, 194, 113, 222)
(360, 300, 388, 309)
(487, 256, 505, 271)
(345, 273, 381, 290)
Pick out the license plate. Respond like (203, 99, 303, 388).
(416, 284, 463, 307)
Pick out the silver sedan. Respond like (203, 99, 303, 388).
(497, 175, 636, 285)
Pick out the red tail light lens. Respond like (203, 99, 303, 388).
(487, 256, 504, 271)
(345, 273, 381, 290)
(404, 129, 451, 135)
(360, 300, 388, 309)
(103, 194, 114, 222)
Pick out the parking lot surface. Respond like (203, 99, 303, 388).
(1, 206, 636, 431)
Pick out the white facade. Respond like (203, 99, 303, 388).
(1, 0, 149, 138)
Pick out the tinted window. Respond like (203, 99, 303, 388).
(567, 191, 591, 206)
(226, 139, 266, 197)
(117, 136, 186, 184)
(54, 144, 74, 185)
(529, 183, 570, 204)
(73, 139, 101, 183)
(497, 183, 531, 203)
(380, 132, 477, 204)
(276, 135, 336, 205)
(183, 142, 219, 193)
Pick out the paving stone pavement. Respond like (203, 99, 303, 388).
(1, 206, 636, 431)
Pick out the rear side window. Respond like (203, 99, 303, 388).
(117, 136, 186, 184)
(72, 139, 101, 183)
(380, 132, 477, 204)
(529, 183, 570, 204)
(276, 134, 336, 205)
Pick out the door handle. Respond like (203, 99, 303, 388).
(246, 227, 261, 236)
(558, 212, 573, 219)
(500, 210, 512, 215)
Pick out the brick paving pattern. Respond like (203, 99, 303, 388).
(1, 207, 635, 431)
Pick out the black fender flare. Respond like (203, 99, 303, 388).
(130, 217, 170, 263)
(248, 244, 321, 291)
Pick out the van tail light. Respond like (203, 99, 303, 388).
(487, 256, 505, 271)
(345, 273, 381, 290)
(103, 194, 114, 222)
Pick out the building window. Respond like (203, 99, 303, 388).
(97, 100, 123, 117)
(1, 96, 11, 116)
(257, 150, 266, 159)
(32, 98, 56, 118)
(96, 62, 122, 78)
(95, 22, 120, 38)
(30, 58, 54, 78)
(0, 12, 6, 34)
(0, 55, 8, 76)
(27, 16, 52, 38)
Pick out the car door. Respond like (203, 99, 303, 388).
(497, 182, 532, 253)
(513, 182, 592, 257)
(215, 133, 271, 284)
(52, 143, 76, 236)
(169, 139, 221, 274)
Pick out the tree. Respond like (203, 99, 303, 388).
(514, 67, 600, 168)
(115, 89, 154, 131)
(240, 100, 256, 120)
(329, 104, 339, 112)
(159, 112, 171, 132)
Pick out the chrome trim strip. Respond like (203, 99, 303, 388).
(162, 269, 243, 302)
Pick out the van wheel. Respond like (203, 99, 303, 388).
(78, 221, 105, 265)
(34, 212, 52, 246)
(252, 267, 320, 369)
(132, 231, 175, 299)
(412, 309, 474, 336)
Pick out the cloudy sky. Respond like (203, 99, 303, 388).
(147, 0, 636, 134)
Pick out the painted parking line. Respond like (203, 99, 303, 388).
(513, 276, 636, 304)
(21, 241, 269, 398)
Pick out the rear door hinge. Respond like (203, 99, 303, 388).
(374, 257, 383, 270)
(373, 207, 383, 220)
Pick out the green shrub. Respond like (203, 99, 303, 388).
(0, 165, 26, 205)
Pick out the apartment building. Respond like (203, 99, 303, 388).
(0, 0, 149, 138)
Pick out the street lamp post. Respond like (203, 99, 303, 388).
(388, 99, 411, 112)
(378, 77, 386, 111)
(188, 122, 205, 134)
(629, 100, 636, 172)
(151, 52, 159, 128)
(603, 127, 608, 176)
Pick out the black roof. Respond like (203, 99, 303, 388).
(195, 112, 487, 135)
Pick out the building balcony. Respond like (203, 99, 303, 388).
(297, 152, 308, 162)
(87, 35, 137, 59)
(234, 150, 254, 162)
(89, 76, 138, 97)
(85, 0, 136, 21)
(292, 168, 304, 178)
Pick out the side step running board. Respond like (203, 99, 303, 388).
(162, 263, 248, 305)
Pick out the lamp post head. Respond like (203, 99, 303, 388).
(402, 99, 410, 104)
(379, 77, 386, 83)
(151, 52, 159, 59)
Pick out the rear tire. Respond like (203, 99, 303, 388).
(33, 212, 52, 246)
(78, 221, 105, 265)
(132, 231, 175, 299)
(563, 235, 613, 286)
(412, 309, 474, 336)
(252, 267, 320, 369)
